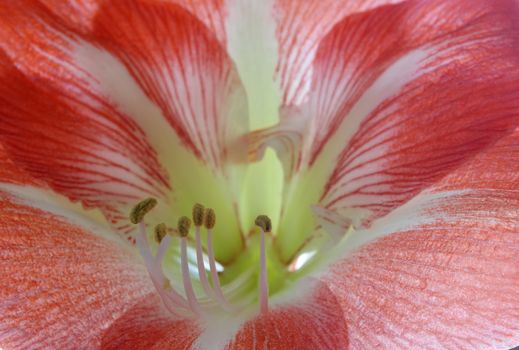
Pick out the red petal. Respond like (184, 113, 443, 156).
(100, 295, 200, 350)
(0, 3, 172, 240)
(292, 0, 519, 226)
(322, 129, 519, 349)
(91, 0, 248, 171)
(274, 0, 404, 105)
(172, 0, 227, 45)
(0, 190, 153, 349)
(225, 281, 348, 350)
(36, 0, 102, 33)
(0, 143, 44, 187)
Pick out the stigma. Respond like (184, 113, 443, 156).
(130, 199, 271, 317)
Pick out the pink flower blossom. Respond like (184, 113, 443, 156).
(0, 0, 518, 349)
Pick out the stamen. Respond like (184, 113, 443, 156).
(155, 230, 171, 263)
(255, 215, 271, 314)
(192, 203, 205, 226)
(129, 197, 157, 224)
(204, 208, 216, 230)
(154, 223, 170, 262)
(255, 215, 272, 233)
(136, 222, 188, 314)
(178, 216, 191, 237)
(192, 204, 214, 299)
(136, 222, 161, 278)
(130, 199, 277, 318)
(178, 216, 201, 314)
(204, 208, 230, 308)
(154, 223, 167, 243)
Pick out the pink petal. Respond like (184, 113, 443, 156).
(225, 281, 348, 350)
(0, 189, 154, 349)
(0, 3, 171, 241)
(322, 129, 519, 349)
(315, 0, 519, 226)
(100, 294, 200, 350)
(36, 0, 102, 34)
(172, 0, 227, 45)
(272, 0, 519, 248)
(0, 143, 45, 187)
(274, 0, 404, 105)
(91, 0, 248, 171)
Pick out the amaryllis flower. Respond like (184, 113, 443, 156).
(1, 0, 518, 348)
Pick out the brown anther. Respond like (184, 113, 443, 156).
(177, 216, 191, 237)
(204, 208, 216, 229)
(154, 223, 167, 243)
(255, 215, 272, 233)
(192, 203, 205, 227)
(129, 198, 157, 224)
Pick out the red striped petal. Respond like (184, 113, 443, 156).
(322, 129, 519, 349)
(274, 0, 404, 105)
(225, 281, 348, 350)
(273, 0, 519, 260)
(173, 0, 227, 45)
(0, 2, 172, 241)
(36, 0, 101, 33)
(91, 0, 248, 171)
(0, 190, 153, 349)
(316, 0, 519, 225)
(0, 143, 45, 187)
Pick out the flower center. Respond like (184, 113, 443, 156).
(130, 198, 274, 318)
